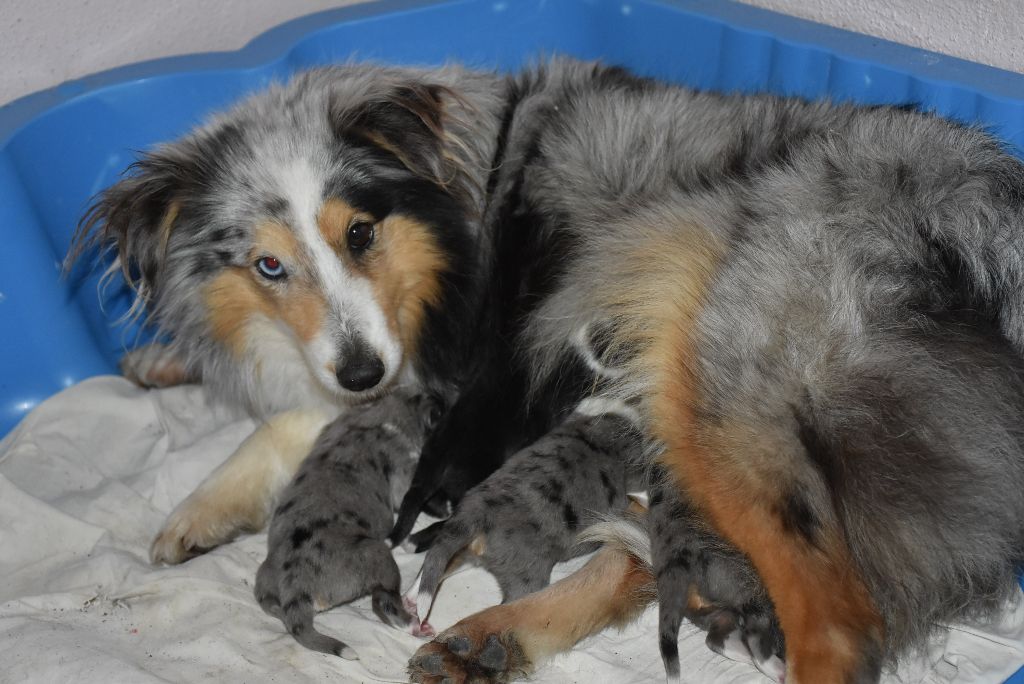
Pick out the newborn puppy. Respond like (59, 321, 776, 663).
(406, 400, 643, 629)
(255, 390, 440, 658)
(647, 467, 786, 683)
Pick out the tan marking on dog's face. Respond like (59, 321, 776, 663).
(279, 282, 329, 343)
(203, 222, 329, 355)
(253, 221, 301, 266)
(318, 197, 445, 362)
(317, 197, 374, 256)
(204, 268, 274, 356)
(362, 214, 447, 355)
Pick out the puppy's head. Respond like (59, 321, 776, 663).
(74, 67, 480, 413)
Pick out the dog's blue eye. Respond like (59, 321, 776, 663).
(256, 256, 286, 280)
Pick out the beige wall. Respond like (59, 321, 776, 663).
(2, 0, 1021, 107)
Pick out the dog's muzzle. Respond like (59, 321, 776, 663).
(335, 337, 385, 392)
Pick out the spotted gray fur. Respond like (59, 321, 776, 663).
(512, 58, 1024, 663)
(646, 469, 784, 681)
(254, 389, 439, 657)
(412, 409, 642, 612)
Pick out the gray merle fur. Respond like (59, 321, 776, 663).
(414, 409, 641, 606)
(255, 390, 439, 657)
(647, 470, 784, 681)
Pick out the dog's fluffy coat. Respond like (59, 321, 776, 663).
(76, 57, 1024, 682)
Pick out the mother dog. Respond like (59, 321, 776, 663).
(76, 58, 1024, 682)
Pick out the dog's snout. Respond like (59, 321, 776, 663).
(336, 344, 385, 392)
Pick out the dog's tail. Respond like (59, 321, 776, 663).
(281, 592, 358, 660)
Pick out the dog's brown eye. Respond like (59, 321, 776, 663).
(347, 221, 375, 251)
(255, 255, 286, 280)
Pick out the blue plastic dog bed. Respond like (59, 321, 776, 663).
(1, 1, 1022, 678)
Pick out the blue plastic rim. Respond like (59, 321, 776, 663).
(1, 1, 1023, 680)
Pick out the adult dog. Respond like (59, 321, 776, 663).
(76, 58, 1024, 682)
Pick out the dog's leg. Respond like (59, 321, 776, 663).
(408, 543, 654, 683)
(150, 407, 333, 564)
(657, 425, 884, 684)
(120, 342, 198, 388)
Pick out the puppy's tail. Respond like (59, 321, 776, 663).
(656, 564, 687, 684)
(577, 517, 684, 681)
(282, 593, 358, 660)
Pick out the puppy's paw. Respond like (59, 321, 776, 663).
(121, 343, 195, 389)
(409, 625, 529, 683)
(150, 493, 240, 564)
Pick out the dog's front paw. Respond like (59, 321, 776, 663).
(121, 343, 195, 389)
(150, 492, 241, 564)
(408, 622, 530, 684)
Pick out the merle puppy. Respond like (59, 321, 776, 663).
(646, 467, 785, 683)
(255, 389, 440, 657)
(405, 400, 643, 629)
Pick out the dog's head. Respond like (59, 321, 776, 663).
(74, 66, 483, 413)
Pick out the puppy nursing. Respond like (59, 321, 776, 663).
(645, 470, 785, 683)
(255, 390, 439, 657)
(405, 406, 640, 627)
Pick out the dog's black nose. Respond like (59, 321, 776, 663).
(336, 354, 385, 392)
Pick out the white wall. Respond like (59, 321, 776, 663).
(2, 0, 1022, 107)
(0, 0, 364, 107)
(740, 0, 1024, 74)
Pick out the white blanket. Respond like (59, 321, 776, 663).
(2, 377, 1023, 683)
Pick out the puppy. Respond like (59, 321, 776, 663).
(408, 484, 784, 684)
(255, 389, 439, 657)
(403, 400, 642, 632)
(646, 469, 785, 683)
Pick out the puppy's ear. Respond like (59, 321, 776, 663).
(332, 83, 457, 187)
(71, 145, 198, 302)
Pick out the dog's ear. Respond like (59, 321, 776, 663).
(71, 145, 198, 302)
(331, 83, 457, 187)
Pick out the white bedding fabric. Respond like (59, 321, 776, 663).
(2, 376, 1024, 683)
